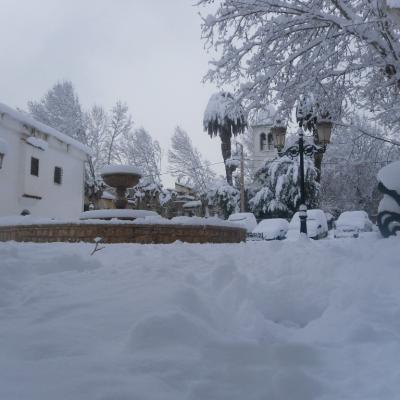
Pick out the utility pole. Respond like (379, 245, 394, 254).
(236, 142, 245, 212)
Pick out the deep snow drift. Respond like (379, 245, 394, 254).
(0, 235, 399, 400)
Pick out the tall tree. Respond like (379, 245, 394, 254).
(168, 126, 216, 193)
(321, 120, 400, 215)
(203, 92, 247, 185)
(119, 127, 162, 185)
(28, 81, 85, 141)
(84, 105, 109, 177)
(106, 101, 133, 165)
(199, 0, 400, 138)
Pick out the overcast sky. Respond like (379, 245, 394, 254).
(0, 0, 225, 186)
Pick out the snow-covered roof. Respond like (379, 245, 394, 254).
(101, 191, 115, 200)
(0, 102, 91, 155)
(26, 136, 48, 151)
(183, 200, 202, 209)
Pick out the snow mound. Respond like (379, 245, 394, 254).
(377, 160, 400, 192)
(1, 237, 400, 399)
(80, 209, 158, 220)
(100, 164, 142, 176)
(26, 136, 49, 151)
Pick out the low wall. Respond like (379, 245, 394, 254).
(0, 223, 246, 244)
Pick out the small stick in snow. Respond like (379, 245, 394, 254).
(90, 237, 105, 256)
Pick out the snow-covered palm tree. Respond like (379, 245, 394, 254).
(203, 92, 247, 185)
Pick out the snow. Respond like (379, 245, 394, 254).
(100, 191, 115, 200)
(388, 0, 400, 8)
(26, 136, 49, 151)
(0, 137, 8, 154)
(182, 200, 202, 209)
(0, 102, 91, 155)
(227, 212, 257, 232)
(0, 236, 399, 399)
(203, 92, 245, 127)
(80, 209, 158, 220)
(225, 157, 240, 168)
(287, 209, 328, 239)
(378, 195, 400, 214)
(0, 215, 239, 229)
(100, 164, 142, 176)
(377, 160, 400, 192)
(336, 211, 372, 231)
(252, 218, 289, 239)
(251, 104, 276, 126)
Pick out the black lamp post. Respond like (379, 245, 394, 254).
(271, 119, 333, 236)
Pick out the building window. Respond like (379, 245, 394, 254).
(54, 166, 63, 184)
(0, 153, 4, 169)
(267, 133, 274, 150)
(30, 157, 39, 176)
(260, 133, 267, 151)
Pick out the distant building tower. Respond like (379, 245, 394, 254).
(249, 105, 278, 172)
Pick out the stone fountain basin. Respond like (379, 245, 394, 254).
(101, 165, 142, 188)
(101, 173, 140, 189)
(0, 216, 247, 244)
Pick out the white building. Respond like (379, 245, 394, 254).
(0, 102, 90, 219)
(248, 106, 278, 172)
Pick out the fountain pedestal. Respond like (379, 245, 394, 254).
(101, 165, 142, 210)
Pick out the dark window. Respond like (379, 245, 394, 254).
(0, 153, 4, 169)
(260, 133, 267, 151)
(30, 157, 39, 176)
(54, 166, 62, 184)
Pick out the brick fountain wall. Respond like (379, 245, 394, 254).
(0, 223, 246, 244)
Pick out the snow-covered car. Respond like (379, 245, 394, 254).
(227, 212, 257, 232)
(249, 218, 289, 241)
(334, 211, 373, 238)
(286, 209, 328, 240)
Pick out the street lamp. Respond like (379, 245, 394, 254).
(271, 118, 332, 236)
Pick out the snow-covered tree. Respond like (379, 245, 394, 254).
(120, 127, 161, 185)
(199, 0, 400, 138)
(321, 121, 400, 216)
(249, 156, 320, 219)
(106, 101, 133, 165)
(28, 81, 86, 141)
(168, 126, 216, 193)
(85, 105, 109, 176)
(207, 181, 240, 218)
(203, 92, 247, 185)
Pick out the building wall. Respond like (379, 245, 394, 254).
(0, 115, 87, 219)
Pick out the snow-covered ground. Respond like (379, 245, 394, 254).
(1, 234, 399, 400)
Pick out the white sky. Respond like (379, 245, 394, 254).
(0, 0, 225, 187)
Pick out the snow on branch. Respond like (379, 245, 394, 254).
(198, 0, 400, 132)
(203, 92, 247, 137)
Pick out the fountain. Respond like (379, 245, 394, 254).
(0, 164, 247, 244)
(101, 165, 141, 209)
(80, 165, 158, 221)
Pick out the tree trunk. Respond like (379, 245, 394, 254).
(220, 130, 233, 185)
